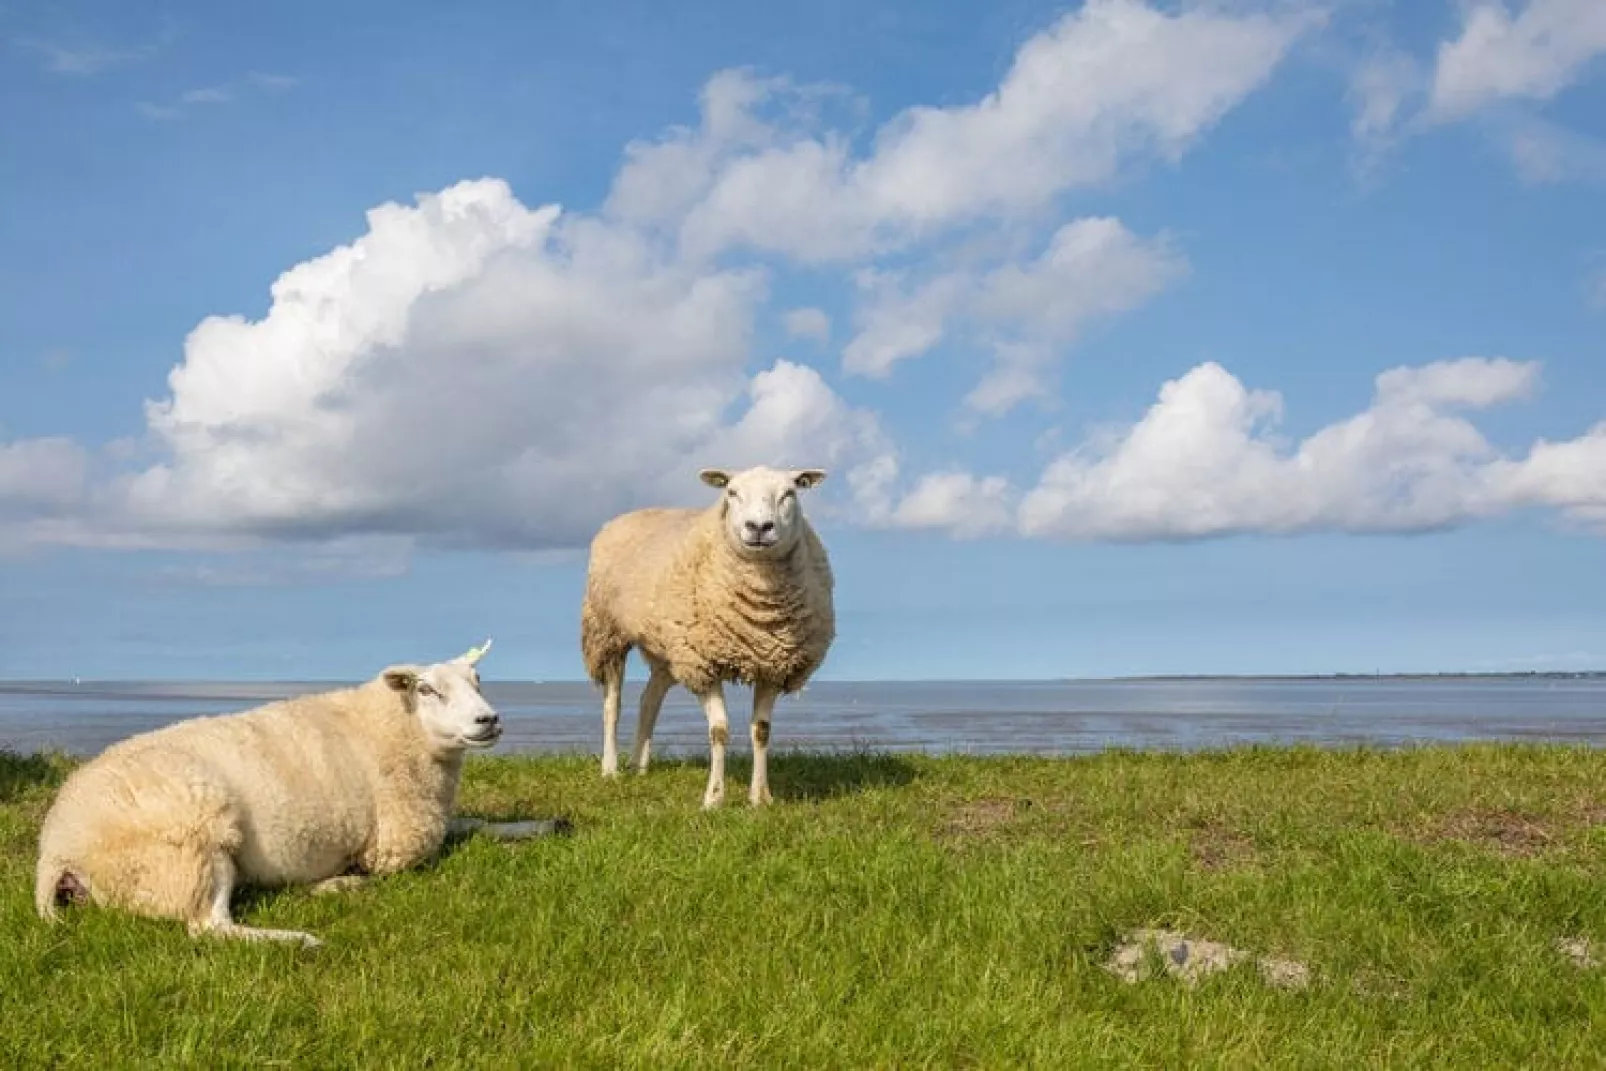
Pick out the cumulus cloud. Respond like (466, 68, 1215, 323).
(10, 2, 1602, 559)
(1014, 357, 1601, 540)
(855, 357, 1606, 541)
(616, 0, 1312, 263)
(94, 179, 891, 550)
(1429, 0, 1606, 120)
(851, 455, 1011, 538)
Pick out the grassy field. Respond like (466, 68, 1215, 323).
(2, 744, 1604, 1068)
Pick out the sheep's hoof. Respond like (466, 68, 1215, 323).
(702, 789, 725, 810)
(310, 875, 365, 897)
(748, 789, 773, 807)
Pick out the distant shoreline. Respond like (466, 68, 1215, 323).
(1105, 671, 1606, 683)
(2, 671, 1604, 687)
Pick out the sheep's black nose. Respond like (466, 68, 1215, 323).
(475, 712, 499, 727)
(744, 520, 775, 535)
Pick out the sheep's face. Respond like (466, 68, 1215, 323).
(383, 656, 501, 752)
(701, 466, 826, 561)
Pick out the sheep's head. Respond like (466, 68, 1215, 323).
(700, 466, 826, 561)
(381, 640, 501, 752)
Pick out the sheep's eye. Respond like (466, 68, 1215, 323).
(417, 682, 438, 698)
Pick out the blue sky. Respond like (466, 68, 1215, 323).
(1, 0, 1603, 681)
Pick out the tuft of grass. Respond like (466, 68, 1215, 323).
(1, 744, 1604, 1067)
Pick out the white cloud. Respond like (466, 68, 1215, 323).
(1016, 357, 1603, 540)
(1348, 1, 1606, 182)
(842, 271, 967, 378)
(99, 179, 889, 550)
(15, 37, 156, 76)
(855, 356, 1605, 542)
(1500, 113, 1606, 183)
(1488, 424, 1606, 525)
(635, 0, 1312, 263)
(887, 471, 1015, 538)
(1429, 0, 1606, 120)
(975, 218, 1183, 337)
(1348, 47, 1422, 151)
(13, 3, 1603, 559)
(840, 217, 1183, 412)
(134, 72, 293, 123)
(0, 438, 90, 516)
(782, 307, 831, 344)
(966, 218, 1184, 414)
(963, 350, 1056, 419)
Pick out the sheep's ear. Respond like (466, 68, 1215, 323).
(791, 469, 827, 490)
(382, 667, 418, 693)
(699, 469, 731, 489)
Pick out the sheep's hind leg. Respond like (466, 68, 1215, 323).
(600, 658, 625, 779)
(749, 683, 779, 807)
(695, 684, 730, 809)
(187, 854, 321, 948)
(631, 660, 674, 774)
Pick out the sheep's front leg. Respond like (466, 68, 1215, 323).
(631, 662, 674, 774)
(188, 853, 321, 948)
(749, 683, 779, 807)
(695, 684, 730, 809)
(600, 660, 625, 778)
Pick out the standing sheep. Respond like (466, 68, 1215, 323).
(581, 466, 836, 808)
(35, 642, 565, 947)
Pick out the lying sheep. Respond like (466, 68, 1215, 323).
(35, 641, 565, 947)
(581, 466, 836, 808)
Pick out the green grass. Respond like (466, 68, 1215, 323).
(3, 744, 1605, 1068)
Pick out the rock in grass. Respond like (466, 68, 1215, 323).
(1105, 928, 1310, 990)
(1555, 937, 1600, 970)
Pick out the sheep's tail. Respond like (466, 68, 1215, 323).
(580, 599, 630, 685)
(35, 856, 72, 922)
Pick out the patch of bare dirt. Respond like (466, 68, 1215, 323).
(1187, 821, 1258, 872)
(1576, 799, 1606, 828)
(935, 797, 1032, 843)
(1351, 969, 1410, 1001)
(1413, 808, 1556, 858)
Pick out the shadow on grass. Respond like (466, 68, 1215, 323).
(763, 750, 920, 802)
(641, 750, 921, 802)
(0, 749, 71, 804)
